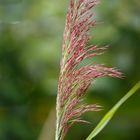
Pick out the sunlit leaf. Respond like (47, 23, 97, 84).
(86, 81, 140, 140)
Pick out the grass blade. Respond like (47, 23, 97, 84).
(86, 81, 140, 140)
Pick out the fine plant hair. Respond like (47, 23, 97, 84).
(55, 0, 122, 140)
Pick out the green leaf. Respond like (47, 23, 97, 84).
(86, 81, 140, 140)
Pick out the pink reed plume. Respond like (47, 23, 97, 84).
(56, 1, 122, 140)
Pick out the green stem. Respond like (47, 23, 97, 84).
(86, 81, 140, 140)
(55, 94, 62, 140)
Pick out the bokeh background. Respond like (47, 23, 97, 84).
(0, 0, 140, 140)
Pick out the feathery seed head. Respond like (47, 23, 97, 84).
(56, 0, 122, 139)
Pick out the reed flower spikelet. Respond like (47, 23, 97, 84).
(56, 0, 122, 140)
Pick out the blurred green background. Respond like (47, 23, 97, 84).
(0, 0, 140, 140)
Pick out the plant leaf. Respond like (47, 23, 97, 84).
(86, 81, 140, 140)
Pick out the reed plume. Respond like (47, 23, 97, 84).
(56, 0, 122, 140)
